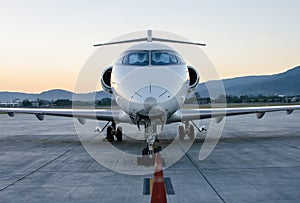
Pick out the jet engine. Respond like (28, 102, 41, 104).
(187, 66, 199, 89)
(101, 66, 113, 93)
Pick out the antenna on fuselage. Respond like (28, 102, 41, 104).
(93, 30, 206, 47)
(147, 30, 152, 42)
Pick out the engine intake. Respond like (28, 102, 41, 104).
(101, 66, 113, 93)
(187, 66, 199, 89)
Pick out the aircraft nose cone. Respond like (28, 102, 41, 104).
(125, 84, 180, 118)
(144, 97, 157, 111)
(144, 97, 166, 119)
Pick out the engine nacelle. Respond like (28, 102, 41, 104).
(101, 66, 113, 93)
(187, 66, 199, 89)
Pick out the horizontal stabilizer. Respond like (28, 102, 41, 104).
(94, 38, 148, 47)
(152, 37, 206, 46)
(94, 30, 206, 47)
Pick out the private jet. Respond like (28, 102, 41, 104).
(1, 30, 300, 156)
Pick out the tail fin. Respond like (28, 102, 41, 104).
(94, 30, 206, 47)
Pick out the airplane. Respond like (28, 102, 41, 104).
(1, 30, 300, 156)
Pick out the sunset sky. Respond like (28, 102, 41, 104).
(0, 0, 299, 93)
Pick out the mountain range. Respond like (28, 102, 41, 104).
(0, 89, 111, 102)
(1, 66, 299, 102)
(197, 65, 300, 97)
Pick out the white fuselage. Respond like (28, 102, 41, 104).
(105, 43, 192, 123)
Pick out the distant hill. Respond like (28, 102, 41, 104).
(197, 66, 300, 97)
(0, 89, 111, 102)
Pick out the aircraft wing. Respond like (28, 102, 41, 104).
(0, 108, 131, 123)
(168, 105, 300, 123)
(2, 105, 300, 124)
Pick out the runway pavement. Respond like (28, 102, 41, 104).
(0, 111, 300, 203)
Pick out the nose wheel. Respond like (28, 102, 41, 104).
(142, 145, 162, 155)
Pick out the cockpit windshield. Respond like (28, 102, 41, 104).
(122, 51, 149, 66)
(120, 50, 185, 66)
(151, 51, 177, 65)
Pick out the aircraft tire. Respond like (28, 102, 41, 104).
(154, 145, 162, 153)
(116, 126, 123, 142)
(142, 147, 149, 156)
(106, 126, 114, 142)
(179, 126, 184, 140)
(189, 125, 195, 140)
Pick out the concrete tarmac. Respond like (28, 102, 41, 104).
(0, 111, 300, 203)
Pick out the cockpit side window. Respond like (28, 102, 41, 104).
(174, 51, 186, 64)
(122, 51, 149, 66)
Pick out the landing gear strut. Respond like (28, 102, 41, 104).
(137, 118, 163, 166)
(138, 115, 164, 157)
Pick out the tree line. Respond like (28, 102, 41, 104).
(21, 98, 113, 108)
(18, 94, 300, 108)
(185, 93, 300, 104)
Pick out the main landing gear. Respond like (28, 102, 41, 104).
(178, 121, 195, 140)
(105, 122, 123, 142)
(178, 121, 207, 140)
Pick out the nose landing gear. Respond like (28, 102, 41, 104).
(143, 119, 161, 156)
(138, 122, 163, 165)
(135, 112, 165, 167)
